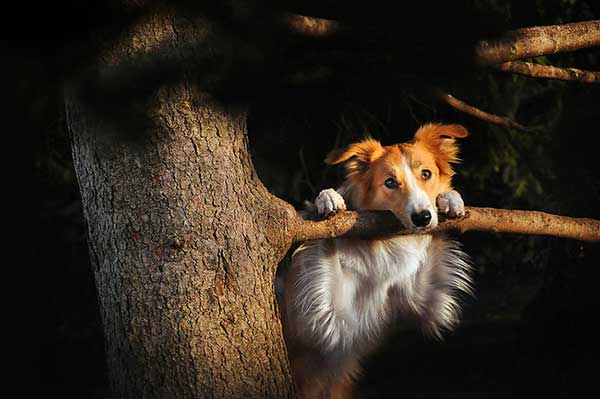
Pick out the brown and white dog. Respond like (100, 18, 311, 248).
(281, 123, 474, 399)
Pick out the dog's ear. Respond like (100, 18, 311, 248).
(414, 123, 468, 177)
(325, 138, 385, 176)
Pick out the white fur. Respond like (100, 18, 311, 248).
(315, 188, 347, 216)
(436, 190, 465, 218)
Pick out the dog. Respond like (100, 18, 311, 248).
(280, 123, 474, 399)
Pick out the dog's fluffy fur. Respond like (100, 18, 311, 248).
(281, 124, 474, 399)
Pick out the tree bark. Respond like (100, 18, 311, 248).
(285, 12, 340, 37)
(66, 7, 295, 399)
(473, 20, 600, 66)
(493, 61, 600, 83)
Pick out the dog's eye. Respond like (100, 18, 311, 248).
(384, 177, 399, 189)
(421, 169, 432, 181)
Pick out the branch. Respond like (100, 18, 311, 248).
(291, 207, 600, 243)
(434, 90, 530, 131)
(285, 15, 600, 65)
(474, 20, 600, 66)
(284, 13, 340, 37)
(493, 61, 600, 83)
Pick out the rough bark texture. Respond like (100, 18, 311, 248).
(66, 7, 295, 399)
(292, 207, 600, 243)
(494, 61, 600, 83)
(285, 12, 340, 37)
(474, 20, 600, 66)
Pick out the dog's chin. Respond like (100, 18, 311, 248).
(412, 224, 437, 234)
(425, 216, 439, 231)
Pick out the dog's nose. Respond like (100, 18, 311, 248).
(411, 210, 432, 227)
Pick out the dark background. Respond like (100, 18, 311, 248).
(10, 1, 599, 398)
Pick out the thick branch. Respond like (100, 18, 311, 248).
(434, 90, 529, 131)
(291, 207, 600, 243)
(493, 61, 600, 83)
(474, 20, 600, 65)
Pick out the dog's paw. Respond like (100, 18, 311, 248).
(315, 188, 346, 217)
(436, 190, 465, 218)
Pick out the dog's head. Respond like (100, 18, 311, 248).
(325, 123, 468, 231)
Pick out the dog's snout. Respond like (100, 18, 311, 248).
(411, 210, 432, 227)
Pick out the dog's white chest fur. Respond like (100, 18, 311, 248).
(290, 235, 433, 354)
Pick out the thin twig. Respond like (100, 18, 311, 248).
(433, 90, 530, 131)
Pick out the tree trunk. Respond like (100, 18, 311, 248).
(65, 6, 295, 399)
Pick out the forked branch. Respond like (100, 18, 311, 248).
(291, 207, 600, 243)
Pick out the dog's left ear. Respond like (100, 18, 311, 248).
(414, 123, 468, 176)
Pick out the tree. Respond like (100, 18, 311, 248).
(65, 1, 599, 398)
(65, 4, 297, 398)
